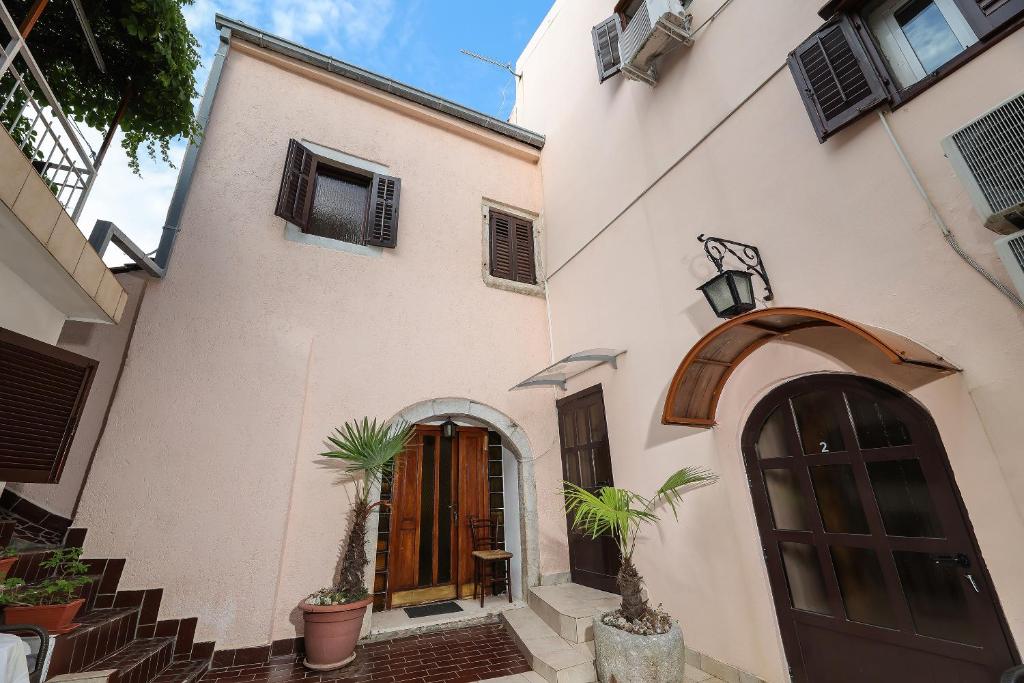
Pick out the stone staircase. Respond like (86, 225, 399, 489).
(5, 528, 213, 683)
(500, 583, 734, 683)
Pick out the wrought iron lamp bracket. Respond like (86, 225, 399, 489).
(698, 234, 774, 301)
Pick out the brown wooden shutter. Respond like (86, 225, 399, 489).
(788, 15, 889, 143)
(0, 327, 96, 484)
(489, 210, 536, 284)
(365, 173, 401, 248)
(275, 139, 316, 228)
(592, 15, 622, 82)
(953, 0, 1024, 39)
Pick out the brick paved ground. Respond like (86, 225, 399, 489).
(201, 623, 531, 683)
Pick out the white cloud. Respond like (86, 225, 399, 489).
(270, 0, 395, 49)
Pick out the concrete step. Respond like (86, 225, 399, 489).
(478, 673, 548, 683)
(527, 584, 619, 645)
(500, 607, 596, 683)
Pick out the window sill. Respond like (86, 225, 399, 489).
(482, 270, 546, 298)
(284, 223, 383, 258)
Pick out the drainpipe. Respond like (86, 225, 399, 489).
(876, 110, 1024, 310)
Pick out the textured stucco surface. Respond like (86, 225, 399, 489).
(513, 1, 1024, 681)
(75, 46, 560, 648)
(0, 259, 65, 343)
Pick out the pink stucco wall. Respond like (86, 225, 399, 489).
(74, 44, 562, 648)
(514, 1, 1024, 681)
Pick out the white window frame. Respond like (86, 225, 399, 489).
(867, 0, 977, 88)
(480, 199, 545, 298)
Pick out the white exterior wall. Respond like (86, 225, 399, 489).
(0, 260, 66, 344)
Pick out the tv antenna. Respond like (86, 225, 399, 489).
(460, 49, 521, 79)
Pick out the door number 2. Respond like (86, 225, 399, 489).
(819, 442, 829, 453)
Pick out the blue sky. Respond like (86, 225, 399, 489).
(84, 0, 554, 264)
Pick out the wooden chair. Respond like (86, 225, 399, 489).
(468, 515, 513, 608)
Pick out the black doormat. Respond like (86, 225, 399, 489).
(404, 601, 464, 618)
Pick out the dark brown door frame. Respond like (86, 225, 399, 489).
(556, 384, 621, 594)
(741, 374, 1019, 682)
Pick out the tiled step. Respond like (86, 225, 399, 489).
(46, 607, 141, 677)
(500, 607, 596, 683)
(92, 637, 175, 683)
(150, 658, 210, 683)
(526, 584, 619, 645)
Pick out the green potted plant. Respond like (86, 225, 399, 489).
(301, 418, 413, 671)
(0, 546, 18, 580)
(563, 467, 717, 683)
(0, 547, 93, 634)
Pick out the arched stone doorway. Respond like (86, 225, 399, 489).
(363, 398, 540, 613)
(740, 374, 1016, 682)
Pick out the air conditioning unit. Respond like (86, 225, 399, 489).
(994, 230, 1024, 299)
(941, 89, 1024, 235)
(618, 0, 694, 85)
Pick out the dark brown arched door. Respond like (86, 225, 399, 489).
(742, 375, 1017, 682)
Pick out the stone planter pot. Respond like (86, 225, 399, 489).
(300, 596, 372, 671)
(592, 614, 685, 683)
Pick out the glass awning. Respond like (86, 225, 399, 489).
(511, 349, 626, 390)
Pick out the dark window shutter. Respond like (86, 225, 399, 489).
(489, 210, 536, 285)
(788, 16, 889, 143)
(365, 174, 401, 248)
(953, 0, 1024, 39)
(592, 16, 622, 82)
(275, 139, 316, 228)
(0, 327, 96, 484)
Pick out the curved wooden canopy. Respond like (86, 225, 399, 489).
(662, 307, 959, 428)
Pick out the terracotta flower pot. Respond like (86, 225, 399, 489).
(0, 557, 16, 580)
(4, 598, 85, 634)
(299, 596, 372, 671)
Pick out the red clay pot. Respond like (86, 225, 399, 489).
(0, 557, 16, 580)
(4, 598, 85, 634)
(299, 596, 372, 671)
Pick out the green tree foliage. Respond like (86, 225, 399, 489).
(6, 0, 201, 173)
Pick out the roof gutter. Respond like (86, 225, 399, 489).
(214, 14, 545, 150)
(89, 26, 231, 278)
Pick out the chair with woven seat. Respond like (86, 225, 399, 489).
(467, 515, 513, 608)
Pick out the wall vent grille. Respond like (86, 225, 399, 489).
(994, 230, 1024, 299)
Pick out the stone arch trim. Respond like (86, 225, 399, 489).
(378, 397, 541, 596)
(662, 307, 960, 428)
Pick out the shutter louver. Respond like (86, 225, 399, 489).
(0, 328, 95, 484)
(953, 0, 1024, 39)
(788, 16, 889, 143)
(592, 15, 622, 83)
(366, 173, 401, 248)
(489, 210, 536, 284)
(275, 139, 316, 228)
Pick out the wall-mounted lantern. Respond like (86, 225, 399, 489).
(696, 234, 773, 319)
(441, 417, 458, 439)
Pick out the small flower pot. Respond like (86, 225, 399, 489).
(593, 613, 685, 683)
(4, 598, 85, 635)
(299, 596, 372, 671)
(0, 557, 16, 580)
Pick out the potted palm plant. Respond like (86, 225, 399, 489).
(0, 547, 92, 634)
(563, 467, 717, 683)
(301, 418, 413, 671)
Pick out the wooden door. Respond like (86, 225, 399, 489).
(742, 375, 1018, 682)
(556, 385, 621, 594)
(386, 425, 491, 607)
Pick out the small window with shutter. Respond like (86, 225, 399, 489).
(592, 15, 622, 82)
(0, 326, 96, 484)
(488, 209, 538, 287)
(275, 139, 401, 249)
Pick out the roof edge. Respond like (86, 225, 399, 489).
(214, 15, 545, 150)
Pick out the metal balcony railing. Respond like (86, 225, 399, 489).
(0, 1, 97, 221)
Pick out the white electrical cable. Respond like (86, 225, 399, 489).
(876, 110, 1024, 310)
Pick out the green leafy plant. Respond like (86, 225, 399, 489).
(317, 418, 414, 604)
(0, 547, 92, 607)
(562, 467, 717, 627)
(0, 546, 18, 559)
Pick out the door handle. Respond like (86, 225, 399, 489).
(932, 553, 970, 569)
(451, 505, 458, 522)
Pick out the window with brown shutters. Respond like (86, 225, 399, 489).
(953, 0, 1024, 38)
(592, 15, 622, 82)
(788, 15, 890, 142)
(489, 210, 537, 285)
(0, 327, 96, 484)
(275, 139, 401, 249)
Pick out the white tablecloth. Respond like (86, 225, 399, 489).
(0, 633, 30, 683)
